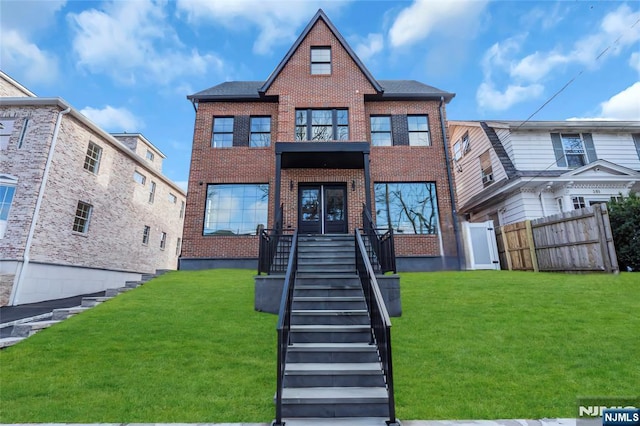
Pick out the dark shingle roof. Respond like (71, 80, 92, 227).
(187, 81, 264, 100)
(189, 79, 455, 102)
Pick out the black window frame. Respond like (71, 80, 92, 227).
(249, 116, 271, 147)
(142, 225, 150, 245)
(211, 116, 234, 148)
(407, 115, 431, 146)
(295, 109, 349, 141)
(370, 115, 392, 147)
(310, 46, 331, 75)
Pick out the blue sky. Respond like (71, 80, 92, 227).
(2, 0, 639, 189)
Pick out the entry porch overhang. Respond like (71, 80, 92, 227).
(275, 142, 369, 169)
(273, 142, 372, 225)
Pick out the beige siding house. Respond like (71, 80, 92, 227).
(0, 71, 186, 305)
(448, 120, 640, 225)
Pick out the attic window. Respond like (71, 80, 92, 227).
(311, 47, 331, 75)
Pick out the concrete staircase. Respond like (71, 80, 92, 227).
(281, 235, 390, 419)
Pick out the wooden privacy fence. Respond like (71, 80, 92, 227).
(495, 204, 619, 273)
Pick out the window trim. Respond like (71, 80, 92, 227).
(134, 171, 146, 185)
(370, 115, 392, 147)
(249, 116, 271, 147)
(211, 116, 234, 148)
(142, 225, 150, 245)
(72, 201, 93, 234)
(83, 141, 103, 174)
(407, 115, 431, 146)
(295, 109, 349, 141)
(310, 46, 331, 75)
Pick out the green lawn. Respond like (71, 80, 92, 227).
(0, 270, 638, 422)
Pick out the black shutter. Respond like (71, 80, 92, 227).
(233, 116, 250, 147)
(582, 133, 597, 163)
(391, 115, 409, 146)
(632, 134, 640, 160)
(550, 133, 566, 167)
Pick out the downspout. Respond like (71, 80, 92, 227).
(438, 97, 463, 270)
(10, 106, 71, 305)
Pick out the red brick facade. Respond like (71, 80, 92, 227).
(182, 13, 458, 268)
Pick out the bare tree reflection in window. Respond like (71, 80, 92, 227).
(374, 183, 439, 234)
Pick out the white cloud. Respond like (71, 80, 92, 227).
(80, 105, 144, 132)
(630, 52, 640, 73)
(388, 0, 489, 48)
(353, 33, 384, 62)
(174, 181, 189, 192)
(176, 0, 349, 55)
(476, 82, 544, 111)
(68, 0, 224, 85)
(0, 29, 59, 86)
(599, 82, 640, 120)
(477, 3, 640, 111)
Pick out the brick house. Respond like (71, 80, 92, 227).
(0, 71, 186, 306)
(181, 10, 460, 272)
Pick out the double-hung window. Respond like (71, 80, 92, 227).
(73, 201, 93, 234)
(134, 171, 146, 185)
(480, 151, 494, 186)
(562, 134, 586, 168)
(250, 116, 271, 147)
(149, 181, 156, 204)
(295, 109, 348, 141)
(160, 232, 167, 250)
(84, 142, 102, 174)
(407, 115, 430, 146)
(311, 47, 331, 75)
(146, 150, 155, 161)
(370, 116, 392, 146)
(212, 117, 234, 148)
(572, 196, 586, 209)
(142, 225, 150, 245)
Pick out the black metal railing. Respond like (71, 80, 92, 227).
(274, 229, 298, 426)
(259, 204, 294, 275)
(362, 204, 396, 274)
(355, 230, 397, 425)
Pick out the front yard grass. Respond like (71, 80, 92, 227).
(0, 269, 638, 422)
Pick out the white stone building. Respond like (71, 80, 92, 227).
(0, 71, 186, 305)
(448, 120, 640, 225)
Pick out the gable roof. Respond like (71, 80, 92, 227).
(259, 9, 383, 94)
(188, 81, 265, 101)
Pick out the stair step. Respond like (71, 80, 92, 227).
(12, 320, 59, 337)
(292, 296, 366, 311)
(281, 387, 389, 417)
(287, 342, 380, 363)
(284, 362, 385, 387)
(291, 309, 369, 325)
(294, 287, 363, 297)
(290, 325, 370, 344)
(125, 281, 142, 288)
(281, 418, 390, 426)
(51, 306, 88, 320)
(81, 296, 111, 307)
(0, 337, 25, 349)
(298, 266, 356, 273)
(105, 287, 133, 297)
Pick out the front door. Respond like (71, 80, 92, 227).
(298, 184, 347, 234)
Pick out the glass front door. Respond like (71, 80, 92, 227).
(298, 184, 347, 234)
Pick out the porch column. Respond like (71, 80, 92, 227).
(274, 152, 282, 227)
(363, 152, 372, 212)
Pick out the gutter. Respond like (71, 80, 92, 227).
(10, 106, 71, 305)
(438, 97, 464, 270)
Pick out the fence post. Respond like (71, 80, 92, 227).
(498, 226, 513, 270)
(595, 204, 619, 274)
(525, 220, 539, 272)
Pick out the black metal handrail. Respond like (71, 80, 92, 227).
(362, 204, 396, 274)
(258, 204, 287, 275)
(355, 230, 397, 425)
(274, 229, 298, 426)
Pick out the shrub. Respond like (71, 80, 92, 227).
(608, 192, 640, 271)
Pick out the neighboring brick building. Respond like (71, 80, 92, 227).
(181, 10, 460, 271)
(0, 71, 186, 305)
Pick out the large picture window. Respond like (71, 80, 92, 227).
(295, 109, 348, 141)
(204, 184, 269, 235)
(374, 182, 439, 234)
